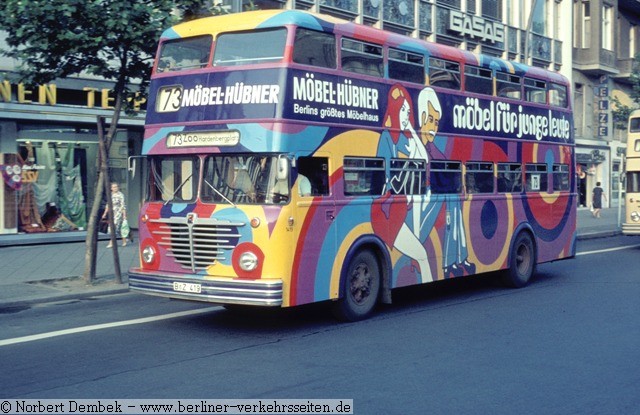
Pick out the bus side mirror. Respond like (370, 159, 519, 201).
(277, 156, 289, 181)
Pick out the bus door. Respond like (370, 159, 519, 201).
(293, 154, 335, 266)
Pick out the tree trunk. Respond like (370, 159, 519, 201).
(98, 117, 122, 284)
(83, 91, 125, 284)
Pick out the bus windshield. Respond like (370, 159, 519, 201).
(202, 155, 290, 205)
(213, 28, 287, 66)
(158, 35, 212, 73)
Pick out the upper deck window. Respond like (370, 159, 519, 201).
(496, 72, 521, 99)
(213, 28, 287, 66)
(429, 58, 461, 90)
(631, 118, 640, 133)
(341, 38, 383, 78)
(293, 29, 337, 69)
(549, 83, 568, 108)
(157, 35, 212, 73)
(388, 48, 425, 84)
(464, 66, 493, 95)
(524, 77, 547, 104)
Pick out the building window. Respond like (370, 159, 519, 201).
(580, 1, 591, 49)
(481, 0, 501, 20)
(631, 25, 637, 58)
(531, 0, 547, 36)
(602, 4, 613, 51)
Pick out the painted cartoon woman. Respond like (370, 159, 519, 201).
(371, 84, 433, 283)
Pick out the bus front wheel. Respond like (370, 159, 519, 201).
(502, 232, 536, 288)
(332, 249, 380, 321)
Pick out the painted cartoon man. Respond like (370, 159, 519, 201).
(417, 88, 475, 278)
(372, 84, 433, 283)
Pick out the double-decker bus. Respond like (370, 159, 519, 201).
(623, 109, 640, 235)
(128, 10, 576, 320)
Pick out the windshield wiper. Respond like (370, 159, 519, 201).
(204, 178, 236, 208)
(163, 174, 193, 206)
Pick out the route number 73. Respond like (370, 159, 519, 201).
(156, 85, 183, 113)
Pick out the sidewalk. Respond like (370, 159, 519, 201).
(0, 208, 626, 309)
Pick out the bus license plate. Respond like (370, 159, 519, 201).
(173, 281, 202, 294)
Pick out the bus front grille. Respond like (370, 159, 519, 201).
(149, 215, 245, 272)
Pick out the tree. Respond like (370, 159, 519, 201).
(0, 0, 201, 283)
(611, 55, 640, 130)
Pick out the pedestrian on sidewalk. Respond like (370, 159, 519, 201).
(592, 181, 606, 219)
(102, 182, 128, 247)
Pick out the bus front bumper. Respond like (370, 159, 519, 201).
(128, 269, 283, 307)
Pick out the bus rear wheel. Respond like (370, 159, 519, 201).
(502, 232, 536, 288)
(332, 249, 380, 321)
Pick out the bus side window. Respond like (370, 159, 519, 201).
(549, 83, 568, 108)
(496, 72, 521, 99)
(341, 38, 383, 78)
(497, 163, 523, 193)
(465, 162, 494, 194)
(524, 77, 547, 104)
(525, 163, 548, 192)
(293, 29, 337, 69)
(429, 58, 460, 90)
(430, 161, 462, 194)
(464, 66, 493, 95)
(297, 156, 329, 196)
(343, 157, 385, 196)
(388, 48, 425, 84)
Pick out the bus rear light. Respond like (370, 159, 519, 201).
(141, 214, 149, 223)
(250, 217, 261, 228)
(631, 211, 640, 222)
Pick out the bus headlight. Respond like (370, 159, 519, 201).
(239, 251, 259, 271)
(142, 246, 156, 264)
(631, 211, 640, 222)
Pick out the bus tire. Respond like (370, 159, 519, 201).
(502, 231, 536, 288)
(332, 249, 380, 322)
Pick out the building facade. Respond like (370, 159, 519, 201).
(573, 0, 640, 210)
(0, 33, 145, 244)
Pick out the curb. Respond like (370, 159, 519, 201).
(0, 284, 131, 310)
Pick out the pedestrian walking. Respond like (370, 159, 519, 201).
(102, 182, 128, 247)
(592, 181, 606, 219)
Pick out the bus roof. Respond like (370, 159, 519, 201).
(162, 9, 569, 85)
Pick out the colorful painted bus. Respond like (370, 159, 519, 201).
(128, 10, 576, 320)
(623, 109, 640, 235)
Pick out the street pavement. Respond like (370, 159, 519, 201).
(0, 207, 628, 309)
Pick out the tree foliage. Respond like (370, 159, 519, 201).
(0, 0, 205, 282)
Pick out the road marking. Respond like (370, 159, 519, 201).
(577, 243, 640, 257)
(0, 306, 219, 347)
